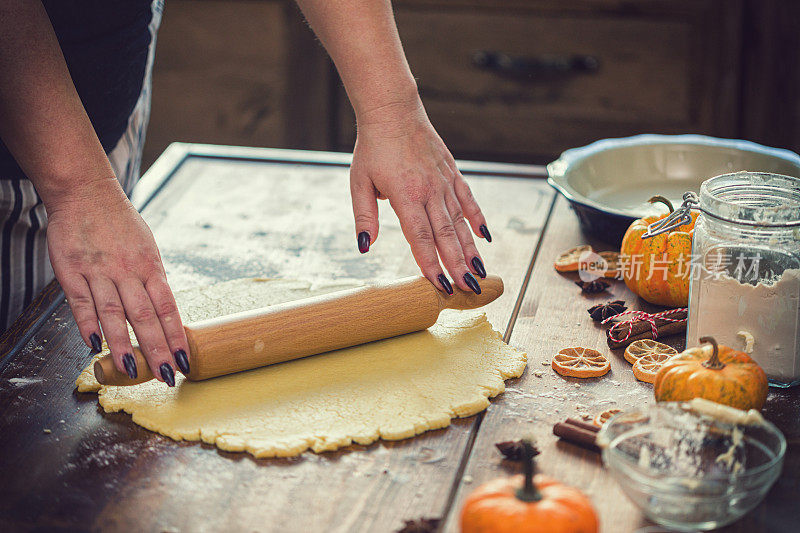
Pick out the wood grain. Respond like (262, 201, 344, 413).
(336, 0, 743, 162)
(0, 279, 63, 365)
(143, 1, 292, 169)
(0, 147, 552, 532)
(442, 197, 799, 533)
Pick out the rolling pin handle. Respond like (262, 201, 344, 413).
(437, 275, 503, 311)
(94, 347, 155, 386)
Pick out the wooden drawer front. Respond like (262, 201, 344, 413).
(145, 0, 289, 169)
(336, 4, 740, 162)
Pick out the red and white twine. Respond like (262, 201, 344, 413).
(601, 308, 688, 344)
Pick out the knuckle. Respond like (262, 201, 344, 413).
(138, 256, 164, 280)
(423, 259, 441, 272)
(77, 317, 99, 332)
(464, 202, 482, 218)
(129, 305, 156, 324)
(450, 209, 467, 228)
(402, 181, 433, 205)
(354, 213, 375, 227)
(147, 254, 164, 274)
(412, 226, 435, 244)
(97, 300, 125, 318)
(153, 300, 179, 319)
(107, 334, 132, 349)
(460, 180, 475, 199)
(67, 294, 94, 312)
(435, 223, 458, 241)
(350, 177, 373, 193)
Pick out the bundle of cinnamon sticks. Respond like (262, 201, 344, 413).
(605, 308, 688, 349)
(552, 418, 600, 452)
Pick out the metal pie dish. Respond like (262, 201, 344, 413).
(547, 134, 800, 245)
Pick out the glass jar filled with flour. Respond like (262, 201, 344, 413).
(647, 172, 800, 387)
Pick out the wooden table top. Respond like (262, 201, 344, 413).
(0, 144, 797, 533)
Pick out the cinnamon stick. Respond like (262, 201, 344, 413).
(553, 422, 600, 453)
(565, 418, 601, 433)
(606, 309, 688, 349)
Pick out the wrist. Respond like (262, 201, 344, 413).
(38, 174, 126, 217)
(353, 82, 424, 129)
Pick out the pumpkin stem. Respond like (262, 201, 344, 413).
(700, 336, 726, 370)
(515, 439, 543, 503)
(648, 195, 675, 214)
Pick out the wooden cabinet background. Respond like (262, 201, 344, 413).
(142, 0, 800, 169)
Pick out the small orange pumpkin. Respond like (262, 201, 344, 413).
(460, 440, 598, 533)
(621, 196, 698, 307)
(654, 336, 768, 410)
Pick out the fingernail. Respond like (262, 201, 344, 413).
(437, 273, 453, 295)
(174, 349, 190, 375)
(122, 353, 137, 379)
(160, 363, 175, 387)
(464, 272, 481, 294)
(479, 224, 492, 243)
(357, 231, 370, 254)
(471, 257, 487, 279)
(89, 333, 102, 353)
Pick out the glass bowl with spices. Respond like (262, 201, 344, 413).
(597, 400, 786, 532)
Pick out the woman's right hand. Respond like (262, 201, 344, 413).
(45, 177, 189, 385)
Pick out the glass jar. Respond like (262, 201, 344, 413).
(685, 172, 800, 387)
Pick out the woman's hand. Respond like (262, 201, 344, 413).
(350, 98, 491, 294)
(45, 178, 189, 385)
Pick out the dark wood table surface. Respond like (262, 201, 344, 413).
(0, 144, 796, 532)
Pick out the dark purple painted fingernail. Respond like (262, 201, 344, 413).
(471, 257, 487, 279)
(89, 333, 102, 353)
(174, 349, 190, 375)
(357, 231, 370, 253)
(122, 353, 137, 379)
(160, 363, 175, 387)
(437, 274, 453, 295)
(479, 224, 492, 243)
(464, 272, 481, 294)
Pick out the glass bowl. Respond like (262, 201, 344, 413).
(597, 401, 786, 532)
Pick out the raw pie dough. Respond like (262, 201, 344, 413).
(77, 278, 526, 458)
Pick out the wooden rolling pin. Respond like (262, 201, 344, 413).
(94, 275, 504, 386)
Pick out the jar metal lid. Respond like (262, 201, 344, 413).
(644, 172, 800, 238)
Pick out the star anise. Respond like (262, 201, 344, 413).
(575, 279, 610, 294)
(495, 439, 541, 461)
(587, 300, 627, 321)
(396, 518, 440, 533)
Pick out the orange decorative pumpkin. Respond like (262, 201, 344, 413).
(621, 196, 698, 307)
(460, 441, 598, 533)
(654, 336, 768, 411)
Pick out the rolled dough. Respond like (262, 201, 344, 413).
(76, 278, 526, 458)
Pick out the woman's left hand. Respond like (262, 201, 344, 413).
(349, 98, 491, 295)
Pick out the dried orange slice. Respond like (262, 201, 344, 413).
(552, 347, 610, 378)
(632, 351, 675, 383)
(593, 408, 621, 427)
(624, 339, 677, 365)
(554, 245, 592, 272)
(598, 251, 621, 278)
(575, 250, 620, 278)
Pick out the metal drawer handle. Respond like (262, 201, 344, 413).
(471, 50, 599, 81)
